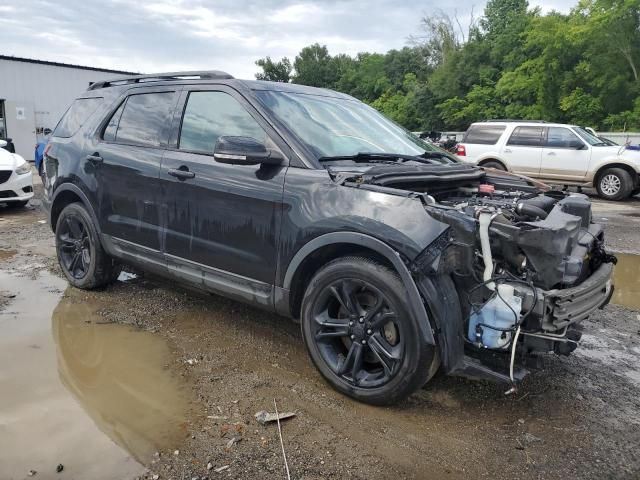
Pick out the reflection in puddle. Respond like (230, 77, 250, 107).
(0, 270, 192, 478)
(612, 253, 640, 309)
(52, 289, 192, 464)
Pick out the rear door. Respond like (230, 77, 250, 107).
(160, 86, 288, 302)
(540, 126, 591, 181)
(94, 88, 179, 253)
(501, 126, 545, 176)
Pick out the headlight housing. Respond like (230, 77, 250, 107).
(15, 162, 31, 175)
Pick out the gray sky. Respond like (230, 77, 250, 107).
(0, 0, 571, 79)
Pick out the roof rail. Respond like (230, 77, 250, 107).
(88, 70, 234, 90)
(482, 119, 548, 123)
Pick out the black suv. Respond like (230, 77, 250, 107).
(44, 71, 615, 404)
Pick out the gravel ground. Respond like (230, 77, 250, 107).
(1, 185, 639, 480)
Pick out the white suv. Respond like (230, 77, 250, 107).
(0, 139, 33, 207)
(456, 121, 640, 200)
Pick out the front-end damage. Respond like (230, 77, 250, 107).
(335, 163, 616, 387)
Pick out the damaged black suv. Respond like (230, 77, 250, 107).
(44, 71, 615, 405)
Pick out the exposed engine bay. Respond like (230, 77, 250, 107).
(331, 161, 616, 386)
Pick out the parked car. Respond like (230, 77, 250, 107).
(0, 139, 34, 207)
(44, 72, 615, 405)
(456, 120, 640, 200)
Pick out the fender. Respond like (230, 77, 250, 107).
(49, 182, 101, 235)
(280, 231, 436, 346)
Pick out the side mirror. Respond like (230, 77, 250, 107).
(570, 140, 586, 150)
(213, 136, 283, 166)
(0, 140, 6, 148)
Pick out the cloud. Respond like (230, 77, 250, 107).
(0, 0, 572, 79)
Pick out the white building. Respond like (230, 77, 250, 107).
(0, 55, 134, 160)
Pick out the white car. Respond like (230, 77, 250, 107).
(0, 139, 34, 207)
(456, 121, 640, 200)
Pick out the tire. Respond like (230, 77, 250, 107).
(596, 168, 633, 201)
(300, 256, 437, 405)
(55, 202, 121, 289)
(481, 160, 506, 171)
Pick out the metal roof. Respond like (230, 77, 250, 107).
(0, 54, 137, 75)
(88, 71, 233, 90)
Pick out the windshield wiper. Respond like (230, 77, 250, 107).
(318, 152, 441, 165)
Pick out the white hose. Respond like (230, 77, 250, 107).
(509, 325, 521, 384)
(478, 211, 499, 290)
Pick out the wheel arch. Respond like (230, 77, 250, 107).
(280, 232, 435, 346)
(50, 183, 100, 234)
(477, 158, 508, 170)
(593, 163, 638, 189)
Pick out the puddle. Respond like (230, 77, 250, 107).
(611, 253, 640, 309)
(0, 270, 192, 478)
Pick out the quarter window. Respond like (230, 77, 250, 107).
(546, 127, 582, 148)
(113, 92, 175, 147)
(179, 91, 266, 153)
(463, 125, 506, 145)
(53, 97, 103, 138)
(102, 101, 125, 142)
(507, 126, 545, 147)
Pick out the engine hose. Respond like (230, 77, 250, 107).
(509, 325, 521, 385)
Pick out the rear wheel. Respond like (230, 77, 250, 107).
(55, 203, 121, 289)
(596, 168, 633, 201)
(300, 257, 437, 405)
(481, 160, 506, 171)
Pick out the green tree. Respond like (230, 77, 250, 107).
(255, 56, 292, 82)
(292, 44, 338, 88)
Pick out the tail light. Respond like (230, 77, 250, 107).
(44, 143, 52, 157)
(456, 144, 466, 156)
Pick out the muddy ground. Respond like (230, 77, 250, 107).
(1, 181, 639, 480)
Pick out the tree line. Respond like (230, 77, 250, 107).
(255, 0, 640, 132)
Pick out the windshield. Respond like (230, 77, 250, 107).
(255, 90, 441, 161)
(574, 126, 613, 146)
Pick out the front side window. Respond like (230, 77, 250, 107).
(546, 127, 582, 148)
(54, 97, 103, 138)
(179, 91, 266, 153)
(114, 92, 175, 147)
(463, 125, 506, 145)
(507, 126, 545, 147)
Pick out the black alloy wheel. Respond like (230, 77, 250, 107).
(301, 257, 437, 405)
(58, 214, 92, 280)
(312, 278, 404, 388)
(55, 203, 121, 289)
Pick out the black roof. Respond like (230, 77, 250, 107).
(0, 54, 137, 75)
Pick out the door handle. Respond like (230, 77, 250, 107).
(168, 168, 195, 180)
(504, 148, 512, 153)
(547, 151, 556, 156)
(86, 153, 103, 163)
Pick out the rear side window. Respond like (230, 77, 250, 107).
(179, 91, 266, 153)
(463, 125, 505, 145)
(507, 126, 545, 147)
(53, 98, 103, 138)
(102, 101, 125, 142)
(113, 92, 175, 147)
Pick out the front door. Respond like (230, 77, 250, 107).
(540, 126, 591, 181)
(160, 87, 287, 301)
(500, 125, 545, 176)
(95, 89, 178, 252)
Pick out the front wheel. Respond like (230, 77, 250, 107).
(300, 257, 437, 405)
(596, 168, 633, 201)
(55, 203, 121, 289)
